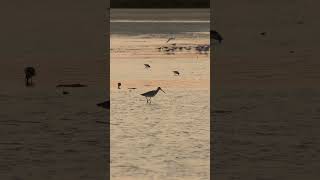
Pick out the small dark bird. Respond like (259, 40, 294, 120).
(260, 32, 266, 36)
(141, 87, 165, 104)
(97, 100, 110, 109)
(144, 64, 151, 69)
(118, 82, 121, 89)
(62, 91, 69, 95)
(173, 71, 180, 76)
(24, 67, 36, 86)
(211, 30, 223, 43)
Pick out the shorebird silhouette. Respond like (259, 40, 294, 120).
(141, 87, 165, 104)
(118, 82, 121, 89)
(144, 64, 151, 69)
(211, 30, 223, 44)
(97, 100, 110, 109)
(62, 91, 69, 95)
(24, 67, 36, 86)
(173, 71, 180, 76)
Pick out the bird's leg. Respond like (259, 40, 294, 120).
(26, 77, 30, 86)
(25, 78, 28, 86)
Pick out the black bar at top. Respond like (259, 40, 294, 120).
(110, 0, 209, 8)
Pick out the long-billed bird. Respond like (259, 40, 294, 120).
(211, 30, 223, 44)
(141, 87, 165, 104)
(24, 67, 36, 86)
(144, 64, 151, 69)
(173, 71, 180, 76)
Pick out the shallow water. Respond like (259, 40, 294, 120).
(111, 9, 210, 180)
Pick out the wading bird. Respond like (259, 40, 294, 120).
(97, 100, 110, 109)
(24, 67, 36, 86)
(118, 82, 121, 89)
(173, 71, 180, 76)
(141, 87, 165, 104)
(144, 64, 151, 69)
(211, 30, 223, 44)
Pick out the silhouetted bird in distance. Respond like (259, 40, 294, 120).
(24, 67, 36, 86)
(141, 87, 166, 104)
(144, 64, 151, 69)
(211, 30, 223, 44)
(260, 32, 266, 36)
(173, 71, 180, 76)
(62, 91, 69, 95)
(97, 100, 110, 109)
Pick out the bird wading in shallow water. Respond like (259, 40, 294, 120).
(118, 82, 121, 89)
(141, 87, 165, 104)
(24, 67, 36, 86)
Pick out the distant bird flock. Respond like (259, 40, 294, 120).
(116, 35, 210, 103)
(24, 30, 218, 106)
(157, 43, 210, 55)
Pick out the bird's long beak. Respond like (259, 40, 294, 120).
(160, 89, 166, 93)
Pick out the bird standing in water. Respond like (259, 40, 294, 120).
(118, 82, 121, 89)
(141, 87, 165, 104)
(24, 67, 36, 86)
